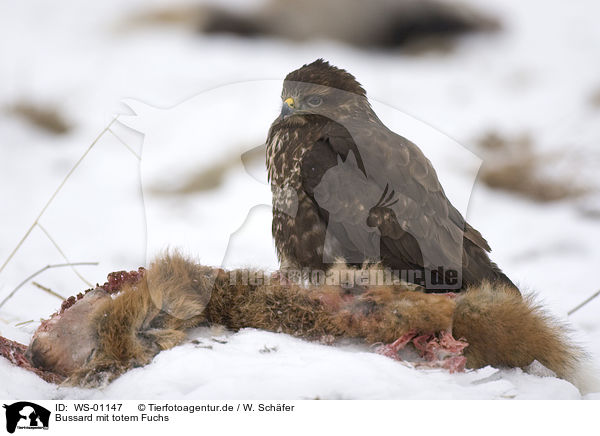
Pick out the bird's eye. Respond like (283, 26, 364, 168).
(307, 96, 323, 107)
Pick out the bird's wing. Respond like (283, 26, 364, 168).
(301, 128, 381, 262)
(301, 120, 490, 272)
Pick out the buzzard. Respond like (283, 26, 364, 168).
(266, 59, 518, 292)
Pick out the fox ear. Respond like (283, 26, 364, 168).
(337, 155, 343, 166)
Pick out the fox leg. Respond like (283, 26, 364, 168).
(363, 289, 467, 370)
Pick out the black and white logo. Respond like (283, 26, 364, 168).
(3, 402, 50, 434)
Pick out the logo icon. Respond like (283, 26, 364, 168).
(3, 402, 50, 433)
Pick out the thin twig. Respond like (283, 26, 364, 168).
(568, 289, 600, 316)
(108, 128, 141, 160)
(0, 262, 98, 310)
(36, 222, 93, 287)
(31, 281, 67, 301)
(15, 320, 34, 327)
(0, 117, 118, 277)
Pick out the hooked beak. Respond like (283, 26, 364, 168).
(280, 97, 295, 118)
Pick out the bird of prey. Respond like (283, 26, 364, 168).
(266, 59, 518, 292)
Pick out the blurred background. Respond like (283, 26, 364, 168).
(0, 0, 599, 395)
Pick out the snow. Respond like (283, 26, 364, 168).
(66, 329, 583, 400)
(1, 0, 599, 399)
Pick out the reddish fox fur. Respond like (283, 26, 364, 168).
(23, 253, 583, 388)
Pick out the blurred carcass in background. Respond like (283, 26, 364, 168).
(128, 0, 499, 52)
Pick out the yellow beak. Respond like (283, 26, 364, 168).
(284, 97, 295, 108)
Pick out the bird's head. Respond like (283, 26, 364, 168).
(278, 59, 371, 123)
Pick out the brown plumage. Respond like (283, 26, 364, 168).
(11, 254, 583, 389)
(266, 59, 518, 292)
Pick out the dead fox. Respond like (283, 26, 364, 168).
(11, 253, 592, 391)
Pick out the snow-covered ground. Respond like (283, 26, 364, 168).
(0, 0, 599, 399)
